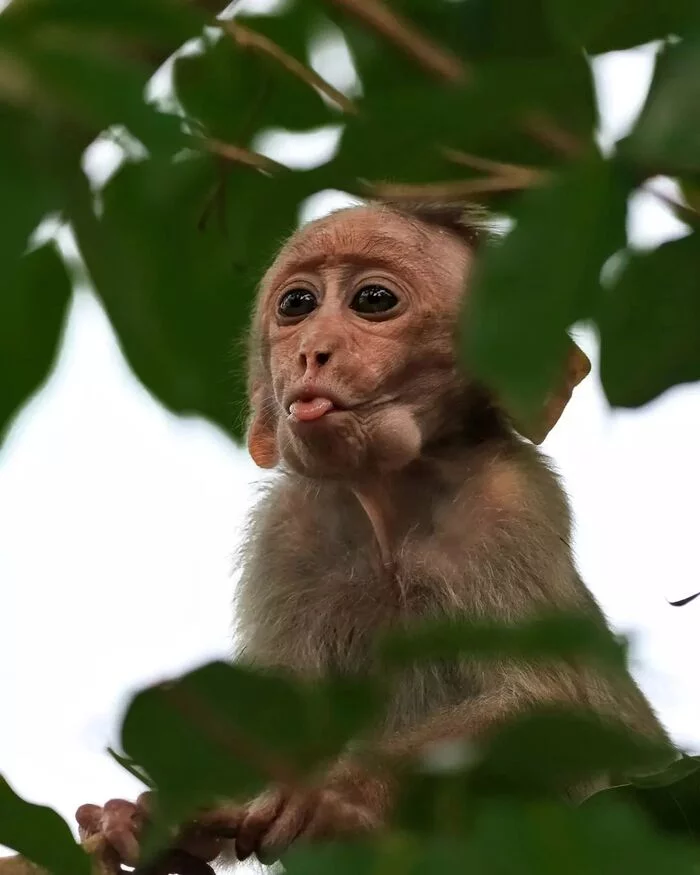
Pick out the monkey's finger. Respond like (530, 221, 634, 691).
(136, 791, 155, 817)
(299, 799, 380, 842)
(102, 799, 143, 866)
(234, 790, 287, 861)
(76, 804, 103, 836)
(256, 792, 317, 862)
(191, 802, 245, 837)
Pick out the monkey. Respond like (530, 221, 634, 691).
(0, 201, 674, 875)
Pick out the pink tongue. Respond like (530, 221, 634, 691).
(290, 397, 335, 422)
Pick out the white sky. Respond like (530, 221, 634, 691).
(1, 27, 699, 852)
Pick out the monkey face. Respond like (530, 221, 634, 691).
(247, 207, 473, 480)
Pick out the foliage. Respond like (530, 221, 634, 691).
(1, 0, 700, 873)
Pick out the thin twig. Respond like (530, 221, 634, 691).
(368, 167, 546, 201)
(326, 0, 468, 84)
(441, 147, 544, 178)
(522, 111, 586, 159)
(202, 138, 285, 173)
(223, 21, 358, 115)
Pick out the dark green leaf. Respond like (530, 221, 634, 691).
(121, 661, 378, 825)
(623, 37, 700, 177)
(462, 155, 631, 417)
(545, 0, 698, 54)
(472, 706, 672, 793)
(0, 776, 90, 875)
(380, 613, 627, 671)
(0, 106, 61, 274)
(598, 231, 700, 407)
(174, 15, 334, 144)
(69, 155, 325, 442)
(588, 762, 700, 843)
(0, 243, 72, 443)
(0, 0, 205, 49)
(19, 43, 185, 155)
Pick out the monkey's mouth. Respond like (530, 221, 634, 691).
(289, 397, 335, 422)
(286, 391, 351, 424)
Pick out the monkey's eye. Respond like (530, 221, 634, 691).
(278, 289, 317, 319)
(350, 285, 399, 316)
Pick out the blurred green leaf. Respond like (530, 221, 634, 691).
(121, 661, 378, 824)
(174, 14, 335, 144)
(545, 0, 698, 54)
(472, 706, 670, 793)
(622, 37, 700, 177)
(0, 106, 61, 273)
(589, 760, 700, 843)
(598, 231, 700, 407)
(462, 154, 630, 417)
(630, 754, 700, 789)
(18, 43, 185, 155)
(0, 243, 72, 443)
(0, 0, 205, 48)
(0, 775, 90, 875)
(380, 613, 626, 672)
(69, 155, 325, 441)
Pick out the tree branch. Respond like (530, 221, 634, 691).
(325, 0, 468, 84)
(223, 21, 358, 115)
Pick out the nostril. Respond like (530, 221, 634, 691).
(315, 351, 331, 366)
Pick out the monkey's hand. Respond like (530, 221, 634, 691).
(77, 798, 147, 872)
(76, 795, 224, 875)
(230, 776, 386, 863)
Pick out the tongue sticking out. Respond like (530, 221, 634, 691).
(289, 397, 335, 422)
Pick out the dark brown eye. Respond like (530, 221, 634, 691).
(350, 285, 398, 315)
(278, 289, 317, 318)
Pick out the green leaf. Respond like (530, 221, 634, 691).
(18, 43, 185, 155)
(0, 106, 61, 274)
(588, 762, 700, 843)
(380, 613, 627, 671)
(472, 706, 671, 794)
(0, 0, 205, 49)
(0, 243, 72, 444)
(173, 14, 334, 145)
(623, 37, 700, 177)
(545, 0, 698, 54)
(0, 775, 90, 875)
(69, 155, 325, 441)
(462, 155, 630, 417)
(121, 661, 378, 825)
(597, 231, 700, 407)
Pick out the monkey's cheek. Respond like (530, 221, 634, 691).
(368, 407, 422, 472)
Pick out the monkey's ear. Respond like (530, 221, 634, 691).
(523, 340, 591, 445)
(247, 386, 280, 469)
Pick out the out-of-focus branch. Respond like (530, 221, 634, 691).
(325, 0, 468, 84)
(203, 138, 285, 173)
(369, 157, 547, 201)
(223, 20, 358, 114)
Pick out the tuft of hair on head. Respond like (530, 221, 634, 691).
(371, 200, 495, 250)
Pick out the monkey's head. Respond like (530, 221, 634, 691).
(246, 202, 589, 481)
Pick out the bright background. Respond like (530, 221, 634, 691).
(1, 8, 699, 846)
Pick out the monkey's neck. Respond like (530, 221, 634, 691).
(352, 487, 394, 573)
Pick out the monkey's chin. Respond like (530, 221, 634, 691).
(278, 406, 423, 481)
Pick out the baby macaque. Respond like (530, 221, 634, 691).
(65, 202, 675, 873)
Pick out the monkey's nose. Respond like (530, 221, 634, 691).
(300, 350, 331, 371)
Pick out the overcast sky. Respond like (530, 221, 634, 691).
(1, 20, 699, 852)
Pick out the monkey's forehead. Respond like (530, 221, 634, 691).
(264, 206, 470, 287)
